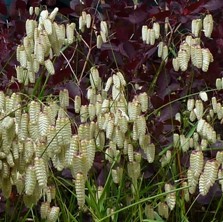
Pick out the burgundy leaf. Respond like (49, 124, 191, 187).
(204, 0, 223, 11)
(70, 0, 82, 10)
(28, 0, 42, 6)
(128, 7, 147, 24)
(151, 94, 164, 109)
(123, 57, 142, 72)
(183, 0, 206, 15)
(169, 1, 183, 15)
(216, 39, 223, 52)
(115, 20, 133, 41)
(108, 50, 123, 66)
(0, 0, 7, 16)
(101, 42, 119, 52)
(159, 83, 181, 99)
(16, 0, 27, 9)
(159, 101, 181, 122)
(157, 70, 171, 98)
(197, 183, 221, 204)
(145, 46, 157, 58)
(150, 10, 171, 21)
(85, 0, 93, 7)
(119, 41, 136, 59)
(61, 80, 81, 99)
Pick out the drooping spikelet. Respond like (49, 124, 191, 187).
(165, 183, 176, 210)
(189, 151, 204, 177)
(202, 48, 213, 72)
(138, 92, 148, 112)
(172, 57, 180, 71)
(90, 67, 100, 89)
(47, 206, 60, 222)
(44, 59, 55, 75)
(153, 22, 160, 39)
(178, 49, 189, 71)
(49, 7, 59, 21)
(191, 45, 202, 69)
(191, 19, 202, 37)
(187, 168, 198, 194)
(141, 25, 147, 42)
(158, 41, 164, 58)
(96, 35, 103, 49)
(75, 173, 85, 207)
(25, 165, 36, 195)
(34, 157, 47, 188)
(199, 160, 219, 195)
(66, 23, 76, 44)
(157, 202, 169, 219)
(162, 45, 168, 63)
(203, 14, 213, 38)
(40, 202, 50, 220)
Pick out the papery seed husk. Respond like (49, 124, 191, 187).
(100, 21, 108, 37)
(146, 28, 151, 45)
(178, 49, 189, 71)
(34, 7, 40, 16)
(66, 23, 76, 44)
(162, 45, 168, 63)
(185, 35, 192, 46)
(86, 14, 91, 28)
(172, 57, 180, 71)
(187, 98, 195, 111)
(97, 35, 103, 49)
(202, 48, 212, 72)
(116, 71, 126, 86)
(26, 19, 35, 38)
(203, 14, 213, 38)
(79, 15, 85, 32)
(45, 59, 55, 75)
(43, 19, 52, 35)
(199, 91, 208, 102)
(141, 25, 147, 42)
(49, 7, 59, 21)
(158, 41, 164, 58)
(149, 29, 155, 45)
(153, 22, 160, 39)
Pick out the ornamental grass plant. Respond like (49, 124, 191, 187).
(0, 0, 223, 221)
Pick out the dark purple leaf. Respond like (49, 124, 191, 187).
(0, 0, 7, 16)
(61, 80, 81, 99)
(169, 1, 183, 15)
(204, 0, 223, 11)
(115, 20, 133, 41)
(123, 57, 142, 72)
(183, 0, 205, 15)
(101, 42, 119, 51)
(14, 20, 25, 35)
(159, 83, 181, 99)
(145, 46, 157, 58)
(61, 7, 77, 17)
(85, 0, 93, 7)
(151, 94, 164, 109)
(157, 70, 171, 98)
(119, 41, 136, 59)
(128, 7, 147, 24)
(62, 169, 72, 178)
(150, 10, 171, 21)
(16, 0, 27, 9)
(197, 183, 222, 204)
(159, 101, 181, 122)
(108, 50, 123, 66)
(70, 0, 81, 10)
